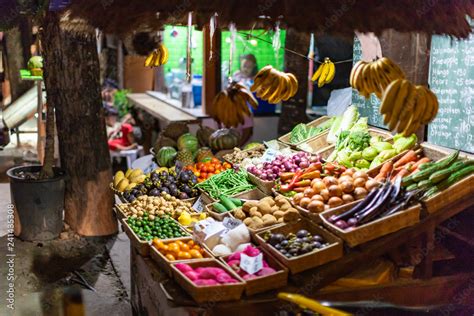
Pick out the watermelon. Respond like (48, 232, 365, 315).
(177, 133, 199, 154)
(156, 146, 177, 167)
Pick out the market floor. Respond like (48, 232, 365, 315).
(0, 181, 133, 315)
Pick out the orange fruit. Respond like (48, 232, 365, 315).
(180, 244, 190, 252)
(187, 240, 195, 247)
(167, 243, 180, 256)
(177, 251, 192, 260)
(189, 249, 203, 259)
(165, 254, 176, 261)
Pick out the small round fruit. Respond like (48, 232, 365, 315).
(165, 254, 176, 261)
(189, 249, 203, 259)
(177, 251, 192, 260)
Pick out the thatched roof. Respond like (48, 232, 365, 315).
(66, 0, 474, 38)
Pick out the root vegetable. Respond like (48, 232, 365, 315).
(353, 187, 368, 200)
(328, 185, 343, 197)
(320, 189, 330, 201)
(293, 192, 304, 204)
(342, 194, 355, 203)
(307, 200, 325, 213)
(304, 188, 316, 197)
(311, 194, 324, 202)
(340, 181, 355, 193)
(354, 177, 366, 188)
(353, 171, 368, 180)
(365, 179, 379, 192)
(323, 176, 338, 187)
(328, 196, 343, 208)
(283, 208, 299, 221)
(273, 211, 285, 218)
(300, 197, 311, 208)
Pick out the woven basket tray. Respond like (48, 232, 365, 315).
(149, 237, 214, 276)
(368, 142, 474, 214)
(278, 116, 331, 148)
(219, 246, 289, 296)
(319, 203, 421, 247)
(302, 127, 394, 158)
(170, 259, 246, 303)
(254, 219, 343, 274)
(247, 172, 275, 195)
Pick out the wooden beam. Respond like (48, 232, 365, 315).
(202, 23, 221, 115)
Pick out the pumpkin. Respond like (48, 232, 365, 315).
(177, 133, 199, 154)
(209, 129, 241, 151)
(156, 146, 177, 167)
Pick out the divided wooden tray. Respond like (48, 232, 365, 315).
(219, 247, 289, 296)
(205, 188, 267, 221)
(278, 116, 331, 147)
(319, 203, 421, 247)
(255, 219, 343, 274)
(170, 259, 246, 303)
(247, 172, 275, 195)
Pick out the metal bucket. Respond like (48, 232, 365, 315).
(7, 165, 65, 241)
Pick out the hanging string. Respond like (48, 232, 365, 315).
(237, 31, 353, 65)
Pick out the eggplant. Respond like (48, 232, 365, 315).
(353, 180, 391, 217)
(389, 176, 402, 204)
(329, 187, 381, 223)
(356, 183, 394, 225)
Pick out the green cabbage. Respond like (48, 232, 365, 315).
(355, 158, 370, 169)
(362, 147, 379, 161)
(393, 133, 417, 153)
(372, 141, 393, 153)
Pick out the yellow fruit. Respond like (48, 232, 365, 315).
(113, 171, 124, 187)
(117, 178, 129, 192)
(125, 169, 133, 178)
(128, 169, 143, 179)
(129, 174, 146, 184)
(125, 183, 137, 191)
(199, 213, 207, 220)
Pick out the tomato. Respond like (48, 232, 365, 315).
(177, 251, 192, 260)
(211, 157, 220, 164)
(206, 173, 214, 179)
(189, 249, 203, 259)
(165, 254, 176, 261)
(214, 169, 221, 174)
(200, 172, 207, 179)
(194, 171, 200, 177)
(223, 162, 232, 169)
(196, 162, 204, 170)
(207, 165, 215, 173)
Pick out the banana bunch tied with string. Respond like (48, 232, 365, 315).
(380, 79, 439, 136)
(209, 82, 259, 128)
(144, 43, 169, 67)
(350, 57, 405, 98)
(250, 65, 298, 104)
(311, 57, 336, 87)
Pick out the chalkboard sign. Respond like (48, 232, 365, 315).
(351, 37, 386, 128)
(428, 33, 474, 153)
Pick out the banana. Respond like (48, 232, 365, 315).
(258, 72, 280, 100)
(353, 62, 368, 96)
(237, 86, 259, 109)
(324, 60, 336, 84)
(425, 89, 439, 122)
(420, 87, 434, 124)
(387, 80, 411, 131)
(268, 75, 285, 103)
(360, 63, 374, 96)
(144, 51, 155, 67)
(311, 63, 325, 82)
(286, 73, 298, 98)
(350, 61, 366, 88)
(159, 44, 169, 65)
(279, 74, 292, 101)
(251, 65, 273, 92)
(153, 50, 162, 67)
(380, 57, 405, 80)
(395, 84, 418, 133)
(407, 86, 427, 132)
(380, 79, 402, 114)
(318, 61, 330, 88)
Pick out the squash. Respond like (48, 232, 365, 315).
(177, 133, 199, 154)
(209, 129, 241, 151)
(156, 146, 177, 167)
(196, 124, 215, 147)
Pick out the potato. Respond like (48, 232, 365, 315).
(261, 197, 276, 207)
(262, 214, 277, 226)
(304, 187, 316, 198)
(277, 217, 285, 223)
(243, 217, 253, 226)
(354, 177, 366, 188)
(328, 185, 342, 197)
(248, 206, 258, 214)
(354, 187, 368, 200)
(273, 211, 285, 218)
(257, 201, 272, 214)
(234, 209, 247, 220)
(292, 192, 304, 204)
(283, 208, 299, 222)
(279, 203, 291, 211)
(250, 217, 264, 229)
(243, 200, 258, 212)
(320, 189, 330, 201)
(353, 170, 368, 180)
(342, 194, 355, 204)
(311, 194, 324, 202)
(323, 176, 338, 187)
(271, 205, 280, 213)
(249, 208, 263, 218)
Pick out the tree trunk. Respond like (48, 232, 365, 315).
(42, 12, 117, 236)
(39, 101, 54, 179)
(278, 28, 310, 135)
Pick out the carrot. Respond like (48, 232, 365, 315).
(409, 168, 420, 175)
(377, 161, 393, 179)
(394, 150, 417, 168)
(393, 169, 411, 180)
(375, 174, 386, 182)
(411, 157, 431, 170)
(294, 187, 307, 192)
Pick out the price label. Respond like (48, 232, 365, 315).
(203, 221, 226, 241)
(261, 148, 279, 163)
(192, 195, 205, 213)
(240, 253, 263, 275)
(223, 217, 242, 230)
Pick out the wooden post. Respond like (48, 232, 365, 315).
(202, 23, 221, 114)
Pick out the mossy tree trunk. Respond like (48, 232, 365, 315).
(42, 12, 117, 236)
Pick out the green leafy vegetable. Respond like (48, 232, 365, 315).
(392, 133, 417, 153)
(327, 106, 359, 144)
(289, 118, 334, 144)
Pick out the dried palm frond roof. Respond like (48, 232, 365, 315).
(65, 0, 474, 38)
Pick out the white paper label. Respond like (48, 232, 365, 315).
(261, 148, 279, 163)
(240, 253, 263, 275)
(203, 221, 226, 240)
(223, 217, 242, 230)
(192, 196, 205, 213)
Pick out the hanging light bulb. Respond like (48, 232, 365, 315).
(249, 39, 258, 46)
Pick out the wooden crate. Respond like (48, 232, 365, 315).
(149, 237, 213, 276)
(198, 186, 257, 204)
(278, 116, 331, 147)
(170, 259, 245, 303)
(254, 219, 343, 274)
(367, 142, 474, 214)
(120, 218, 151, 257)
(114, 205, 128, 220)
(293, 200, 360, 225)
(302, 127, 394, 158)
(248, 172, 275, 195)
(205, 188, 268, 221)
(319, 203, 421, 247)
(219, 247, 288, 296)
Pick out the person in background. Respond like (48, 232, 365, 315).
(231, 54, 258, 145)
(105, 106, 120, 138)
(108, 123, 138, 151)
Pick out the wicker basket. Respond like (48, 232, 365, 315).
(278, 116, 331, 148)
(368, 142, 474, 214)
(302, 127, 394, 158)
(120, 218, 151, 257)
(254, 219, 343, 274)
(319, 203, 421, 247)
(149, 237, 213, 276)
(170, 259, 246, 303)
(219, 247, 289, 296)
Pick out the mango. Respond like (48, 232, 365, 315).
(129, 174, 146, 184)
(113, 171, 125, 187)
(125, 168, 133, 178)
(128, 169, 143, 179)
(117, 178, 129, 192)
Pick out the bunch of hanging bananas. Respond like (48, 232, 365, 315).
(380, 79, 439, 136)
(311, 57, 336, 87)
(209, 82, 259, 128)
(250, 65, 298, 104)
(350, 57, 405, 98)
(144, 44, 169, 67)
